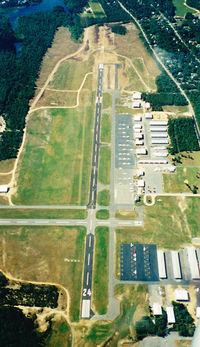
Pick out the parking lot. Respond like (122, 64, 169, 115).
(120, 243, 159, 281)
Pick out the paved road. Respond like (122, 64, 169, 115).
(88, 64, 104, 209)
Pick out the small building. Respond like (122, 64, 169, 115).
(134, 133, 143, 139)
(185, 247, 200, 280)
(152, 303, 162, 315)
(171, 251, 182, 279)
(134, 124, 142, 129)
(175, 289, 189, 301)
(168, 166, 176, 173)
(150, 127, 167, 132)
(137, 169, 144, 177)
(132, 101, 141, 109)
(196, 307, 200, 318)
(152, 139, 169, 145)
(136, 148, 147, 155)
(157, 250, 167, 279)
(145, 112, 153, 119)
(0, 185, 9, 193)
(138, 159, 168, 165)
(152, 152, 168, 157)
(135, 139, 144, 146)
(151, 133, 168, 138)
(137, 179, 145, 187)
(134, 115, 142, 121)
(150, 121, 168, 126)
(145, 102, 151, 110)
(166, 306, 175, 324)
(132, 92, 142, 100)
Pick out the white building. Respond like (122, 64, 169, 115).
(137, 169, 144, 176)
(152, 139, 169, 145)
(171, 251, 182, 279)
(145, 102, 151, 110)
(136, 148, 147, 155)
(166, 306, 175, 324)
(137, 179, 145, 187)
(151, 133, 168, 138)
(135, 139, 144, 146)
(150, 127, 167, 132)
(134, 124, 142, 129)
(152, 303, 162, 315)
(132, 101, 141, 109)
(157, 250, 167, 279)
(145, 112, 153, 119)
(0, 185, 9, 193)
(134, 115, 142, 121)
(150, 121, 168, 126)
(152, 152, 168, 157)
(132, 92, 142, 100)
(175, 289, 189, 301)
(185, 247, 200, 279)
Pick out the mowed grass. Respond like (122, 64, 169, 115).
(0, 226, 86, 322)
(163, 167, 200, 193)
(97, 189, 110, 206)
(0, 209, 87, 219)
(49, 56, 94, 91)
(96, 209, 109, 219)
(173, 0, 194, 16)
(92, 227, 109, 315)
(102, 93, 112, 110)
(99, 146, 111, 185)
(101, 113, 111, 143)
(14, 92, 95, 205)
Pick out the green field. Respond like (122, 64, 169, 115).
(173, 0, 195, 16)
(99, 146, 111, 185)
(163, 167, 200, 193)
(45, 319, 72, 347)
(0, 226, 86, 322)
(0, 209, 87, 219)
(102, 93, 112, 110)
(80, 1, 106, 26)
(14, 93, 94, 205)
(96, 209, 109, 219)
(97, 189, 110, 206)
(92, 227, 109, 315)
(49, 56, 94, 91)
(101, 113, 111, 143)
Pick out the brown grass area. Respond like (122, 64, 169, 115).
(35, 27, 81, 89)
(36, 90, 77, 108)
(0, 174, 12, 185)
(0, 159, 15, 173)
(175, 340, 192, 347)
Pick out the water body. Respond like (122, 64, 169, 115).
(1, 0, 68, 28)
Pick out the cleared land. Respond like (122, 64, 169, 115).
(0, 209, 87, 219)
(74, 284, 148, 346)
(97, 189, 110, 206)
(101, 113, 111, 143)
(14, 92, 95, 205)
(115, 209, 138, 220)
(163, 167, 200, 193)
(99, 146, 111, 185)
(170, 151, 200, 166)
(96, 209, 109, 219)
(92, 227, 109, 315)
(175, 340, 192, 347)
(173, 0, 195, 16)
(102, 93, 112, 110)
(44, 318, 72, 347)
(0, 226, 86, 322)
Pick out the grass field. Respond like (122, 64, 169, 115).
(97, 189, 110, 206)
(0, 209, 87, 219)
(36, 90, 77, 108)
(96, 209, 109, 219)
(163, 167, 200, 193)
(14, 93, 95, 205)
(115, 106, 143, 115)
(125, 66, 145, 92)
(175, 340, 192, 347)
(0, 226, 86, 322)
(101, 113, 111, 143)
(99, 146, 111, 185)
(115, 209, 138, 220)
(102, 93, 112, 110)
(45, 318, 72, 347)
(49, 56, 94, 91)
(89, 1, 105, 17)
(170, 151, 200, 166)
(0, 158, 15, 173)
(92, 227, 109, 314)
(173, 0, 194, 16)
(78, 284, 148, 346)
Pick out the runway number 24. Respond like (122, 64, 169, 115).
(83, 288, 91, 296)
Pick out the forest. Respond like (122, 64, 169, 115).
(186, 0, 200, 10)
(168, 118, 199, 154)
